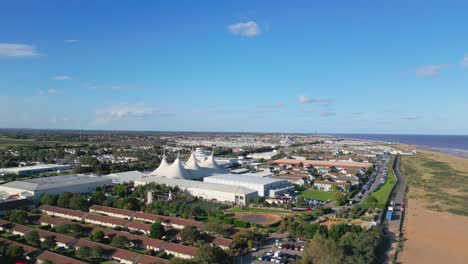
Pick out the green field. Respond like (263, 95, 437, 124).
(298, 189, 333, 201)
(370, 172, 397, 208)
(227, 207, 290, 213)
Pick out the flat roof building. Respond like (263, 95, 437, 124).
(203, 174, 293, 197)
(0, 164, 72, 176)
(0, 174, 112, 200)
(134, 176, 258, 205)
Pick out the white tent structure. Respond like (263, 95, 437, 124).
(150, 155, 170, 176)
(200, 151, 224, 174)
(150, 149, 227, 180)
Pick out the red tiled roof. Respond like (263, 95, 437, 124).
(37, 250, 87, 264)
(133, 212, 202, 229)
(34, 228, 75, 244)
(89, 205, 134, 217)
(39, 205, 87, 219)
(8, 222, 32, 234)
(0, 237, 39, 254)
(270, 159, 372, 169)
(37, 215, 64, 226)
(74, 239, 139, 261)
(100, 229, 166, 249)
(162, 243, 198, 256)
(85, 213, 128, 227)
(127, 221, 151, 233)
(209, 236, 233, 248)
(138, 255, 171, 264)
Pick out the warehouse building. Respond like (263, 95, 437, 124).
(134, 176, 258, 205)
(0, 174, 112, 200)
(0, 164, 72, 176)
(203, 174, 294, 197)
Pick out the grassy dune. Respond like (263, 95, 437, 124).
(399, 149, 468, 216)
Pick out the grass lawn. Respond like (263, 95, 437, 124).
(298, 189, 333, 201)
(227, 207, 290, 213)
(399, 149, 468, 216)
(370, 172, 397, 208)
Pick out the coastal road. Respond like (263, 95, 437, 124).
(387, 155, 407, 232)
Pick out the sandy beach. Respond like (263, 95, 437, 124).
(398, 146, 468, 264)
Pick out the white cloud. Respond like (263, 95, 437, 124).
(298, 95, 333, 105)
(401, 115, 420, 120)
(461, 54, 468, 67)
(65, 39, 78, 43)
(228, 21, 260, 37)
(47, 88, 57, 94)
(0, 43, 40, 58)
(53, 76, 72, 80)
(415, 64, 446, 76)
(96, 103, 154, 122)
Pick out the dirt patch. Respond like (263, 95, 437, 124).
(232, 212, 283, 226)
(399, 198, 468, 264)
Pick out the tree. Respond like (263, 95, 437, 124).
(76, 246, 91, 259)
(333, 191, 347, 206)
(57, 192, 73, 208)
(302, 235, 344, 264)
(150, 221, 165, 239)
(115, 184, 128, 198)
(179, 225, 201, 245)
(40, 193, 58, 205)
(111, 235, 129, 248)
(69, 194, 88, 210)
(6, 245, 24, 259)
(90, 246, 104, 260)
(7, 210, 27, 224)
(25, 230, 41, 246)
(196, 244, 231, 264)
(90, 191, 107, 205)
(41, 236, 57, 249)
(91, 230, 105, 243)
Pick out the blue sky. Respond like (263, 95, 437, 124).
(1, 0, 467, 134)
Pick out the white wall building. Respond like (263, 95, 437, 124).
(203, 174, 293, 197)
(0, 174, 112, 200)
(134, 176, 258, 205)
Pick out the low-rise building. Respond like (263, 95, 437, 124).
(84, 213, 128, 229)
(89, 204, 135, 219)
(39, 204, 87, 221)
(36, 251, 87, 264)
(313, 180, 350, 192)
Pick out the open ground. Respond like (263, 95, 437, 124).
(399, 147, 468, 264)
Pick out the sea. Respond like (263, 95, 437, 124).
(330, 134, 468, 158)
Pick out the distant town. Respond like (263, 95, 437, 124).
(0, 129, 416, 264)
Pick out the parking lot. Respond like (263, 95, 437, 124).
(252, 238, 305, 264)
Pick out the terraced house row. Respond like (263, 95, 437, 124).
(34, 204, 234, 260)
(0, 220, 169, 264)
(39, 204, 233, 250)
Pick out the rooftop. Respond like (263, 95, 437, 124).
(1, 174, 111, 191)
(136, 176, 257, 195)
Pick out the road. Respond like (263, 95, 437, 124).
(387, 155, 407, 232)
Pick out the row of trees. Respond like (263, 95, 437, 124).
(301, 226, 386, 264)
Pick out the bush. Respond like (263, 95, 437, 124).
(223, 217, 234, 225)
(233, 219, 251, 228)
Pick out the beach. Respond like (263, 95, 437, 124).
(397, 146, 468, 264)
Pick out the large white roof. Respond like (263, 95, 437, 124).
(135, 176, 257, 195)
(150, 156, 170, 176)
(0, 174, 111, 191)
